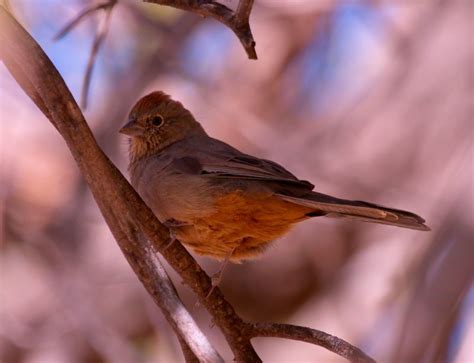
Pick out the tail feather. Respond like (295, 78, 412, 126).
(277, 192, 430, 231)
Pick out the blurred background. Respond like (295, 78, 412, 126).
(1, 0, 472, 362)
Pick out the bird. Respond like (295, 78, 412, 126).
(120, 91, 429, 276)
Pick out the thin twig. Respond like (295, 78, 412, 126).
(54, 1, 113, 40)
(59, 0, 257, 110)
(144, 0, 257, 59)
(81, 3, 114, 109)
(54, 0, 117, 109)
(251, 323, 376, 363)
(234, 0, 254, 28)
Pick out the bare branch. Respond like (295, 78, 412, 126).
(54, 1, 113, 40)
(56, 0, 256, 110)
(178, 335, 202, 363)
(0, 7, 226, 363)
(234, 0, 253, 28)
(138, 242, 224, 363)
(144, 0, 257, 59)
(251, 323, 376, 363)
(81, 3, 114, 109)
(0, 6, 257, 362)
(54, 0, 117, 109)
(0, 5, 377, 363)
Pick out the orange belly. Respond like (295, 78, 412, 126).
(174, 190, 313, 261)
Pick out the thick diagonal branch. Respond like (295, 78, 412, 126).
(144, 0, 257, 59)
(0, 6, 252, 363)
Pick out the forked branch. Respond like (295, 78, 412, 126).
(55, 0, 256, 108)
(1, 5, 258, 361)
(1, 6, 224, 363)
(0, 5, 375, 363)
(54, 0, 115, 40)
(144, 0, 257, 59)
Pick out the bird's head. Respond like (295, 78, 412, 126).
(120, 91, 204, 162)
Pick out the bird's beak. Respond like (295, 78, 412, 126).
(119, 119, 142, 136)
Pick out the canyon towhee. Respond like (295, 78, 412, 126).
(121, 91, 429, 264)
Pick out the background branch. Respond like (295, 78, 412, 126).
(55, 0, 256, 109)
(144, 0, 257, 59)
(54, 0, 117, 109)
(80, 1, 114, 109)
(53, 0, 114, 41)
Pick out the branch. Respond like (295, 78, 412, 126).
(235, 0, 253, 28)
(0, 5, 377, 363)
(251, 323, 376, 363)
(55, 0, 256, 109)
(53, 1, 114, 41)
(0, 6, 229, 363)
(54, 0, 117, 109)
(144, 0, 257, 59)
(81, 2, 114, 109)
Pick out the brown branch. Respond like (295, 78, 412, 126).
(251, 323, 376, 363)
(56, 0, 256, 110)
(0, 5, 377, 363)
(144, 0, 257, 59)
(234, 0, 253, 28)
(0, 6, 227, 363)
(0, 5, 258, 362)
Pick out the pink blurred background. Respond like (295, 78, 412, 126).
(1, 0, 472, 362)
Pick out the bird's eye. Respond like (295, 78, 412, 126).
(151, 115, 164, 127)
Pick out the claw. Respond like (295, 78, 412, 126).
(163, 229, 177, 251)
(206, 246, 237, 299)
(162, 219, 189, 251)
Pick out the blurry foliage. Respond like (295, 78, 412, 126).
(1, 0, 472, 362)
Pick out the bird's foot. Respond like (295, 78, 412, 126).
(163, 229, 178, 251)
(205, 278, 219, 300)
(206, 247, 237, 299)
(162, 218, 188, 251)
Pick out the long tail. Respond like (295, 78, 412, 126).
(277, 192, 430, 231)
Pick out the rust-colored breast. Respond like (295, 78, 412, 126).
(175, 190, 313, 261)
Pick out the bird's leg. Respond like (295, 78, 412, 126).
(163, 218, 189, 250)
(206, 245, 238, 298)
(164, 229, 178, 250)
